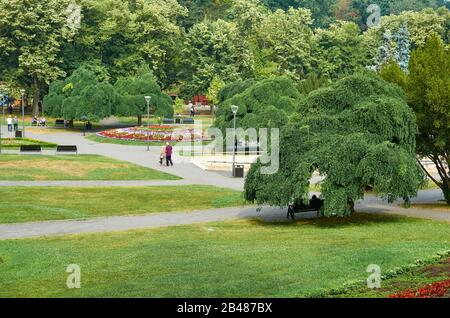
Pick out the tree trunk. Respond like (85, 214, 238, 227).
(347, 198, 355, 216)
(137, 115, 142, 126)
(32, 75, 40, 117)
(443, 180, 450, 205)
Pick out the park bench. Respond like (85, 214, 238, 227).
(56, 145, 78, 154)
(163, 118, 174, 124)
(287, 196, 324, 220)
(20, 145, 42, 153)
(55, 119, 65, 128)
(182, 118, 194, 124)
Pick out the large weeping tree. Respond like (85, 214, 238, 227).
(408, 34, 450, 204)
(245, 72, 424, 217)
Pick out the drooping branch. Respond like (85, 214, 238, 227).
(417, 158, 441, 187)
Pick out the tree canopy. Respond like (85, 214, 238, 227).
(245, 73, 424, 216)
(214, 76, 304, 133)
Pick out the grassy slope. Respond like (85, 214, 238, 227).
(0, 213, 448, 297)
(0, 185, 247, 223)
(0, 154, 180, 181)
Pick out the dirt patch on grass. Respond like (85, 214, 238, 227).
(419, 258, 450, 278)
(0, 159, 128, 178)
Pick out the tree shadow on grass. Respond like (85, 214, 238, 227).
(248, 212, 408, 229)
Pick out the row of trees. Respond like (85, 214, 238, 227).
(44, 65, 173, 122)
(1, 1, 449, 115)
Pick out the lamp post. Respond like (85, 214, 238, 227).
(231, 105, 239, 177)
(20, 89, 26, 138)
(0, 93, 4, 154)
(144, 96, 151, 152)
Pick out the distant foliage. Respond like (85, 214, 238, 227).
(245, 73, 424, 217)
(214, 77, 303, 133)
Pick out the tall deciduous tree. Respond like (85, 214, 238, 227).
(0, 0, 76, 115)
(408, 34, 450, 204)
(245, 73, 424, 216)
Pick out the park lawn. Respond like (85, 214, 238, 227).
(0, 154, 180, 181)
(0, 213, 448, 297)
(0, 138, 57, 149)
(0, 185, 247, 223)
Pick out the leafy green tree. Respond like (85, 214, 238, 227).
(0, 0, 76, 115)
(114, 65, 174, 125)
(407, 34, 450, 204)
(255, 8, 315, 81)
(181, 19, 254, 97)
(214, 76, 303, 133)
(245, 72, 424, 216)
(315, 21, 370, 78)
(380, 59, 408, 91)
(44, 66, 117, 121)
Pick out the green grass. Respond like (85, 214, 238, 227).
(0, 213, 448, 297)
(0, 185, 247, 223)
(0, 138, 57, 149)
(0, 154, 180, 181)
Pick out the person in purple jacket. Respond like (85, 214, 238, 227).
(165, 142, 173, 166)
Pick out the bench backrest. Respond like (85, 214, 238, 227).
(162, 119, 174, 124)
(20, 145, 42, 152)
(55, 120, 65, 125)
(182, 118, 194, 124)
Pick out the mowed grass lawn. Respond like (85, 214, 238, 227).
(0, 213, 448, 297)
(0, 154, 180, 181)
(0, 185, 247, 223)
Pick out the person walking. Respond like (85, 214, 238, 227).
(190, 103, 195, 117)
(7, 115, 13, 132)
(165, 142, 173, 167)
(13, 116, 18, 131)
(159, 146, 166, 166)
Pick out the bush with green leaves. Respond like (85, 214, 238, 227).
(214, 76, 303, 133)
(44, 66, 117, 121)
(245, 72, 424, 217)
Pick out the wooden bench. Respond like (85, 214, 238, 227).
(182, 118, 194, 124)
(162, 119, 174, 124)
(56, 145, 78, 154)
(55, 119, 65, 128)
(20, 145, 42, 153)
(287, 196, 324, 220)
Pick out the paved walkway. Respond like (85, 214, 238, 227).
(0, 190, 447, 240)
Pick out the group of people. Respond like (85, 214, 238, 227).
(6, 115, 18, 132)
(160, 143, 174, 167)
(31, 116, 46, 126)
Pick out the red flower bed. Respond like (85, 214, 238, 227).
(97, 126, 209, 143)
(389, 279, 450, 298)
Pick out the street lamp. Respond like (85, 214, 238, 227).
(0, 93, 4, 154)
(144, 96, 152, 152)
(231, 105, 239, 177)
(20, 89, 26, 138)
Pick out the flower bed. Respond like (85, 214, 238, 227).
(389, 279, 450, 298)
(97, 126, 210, 143)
